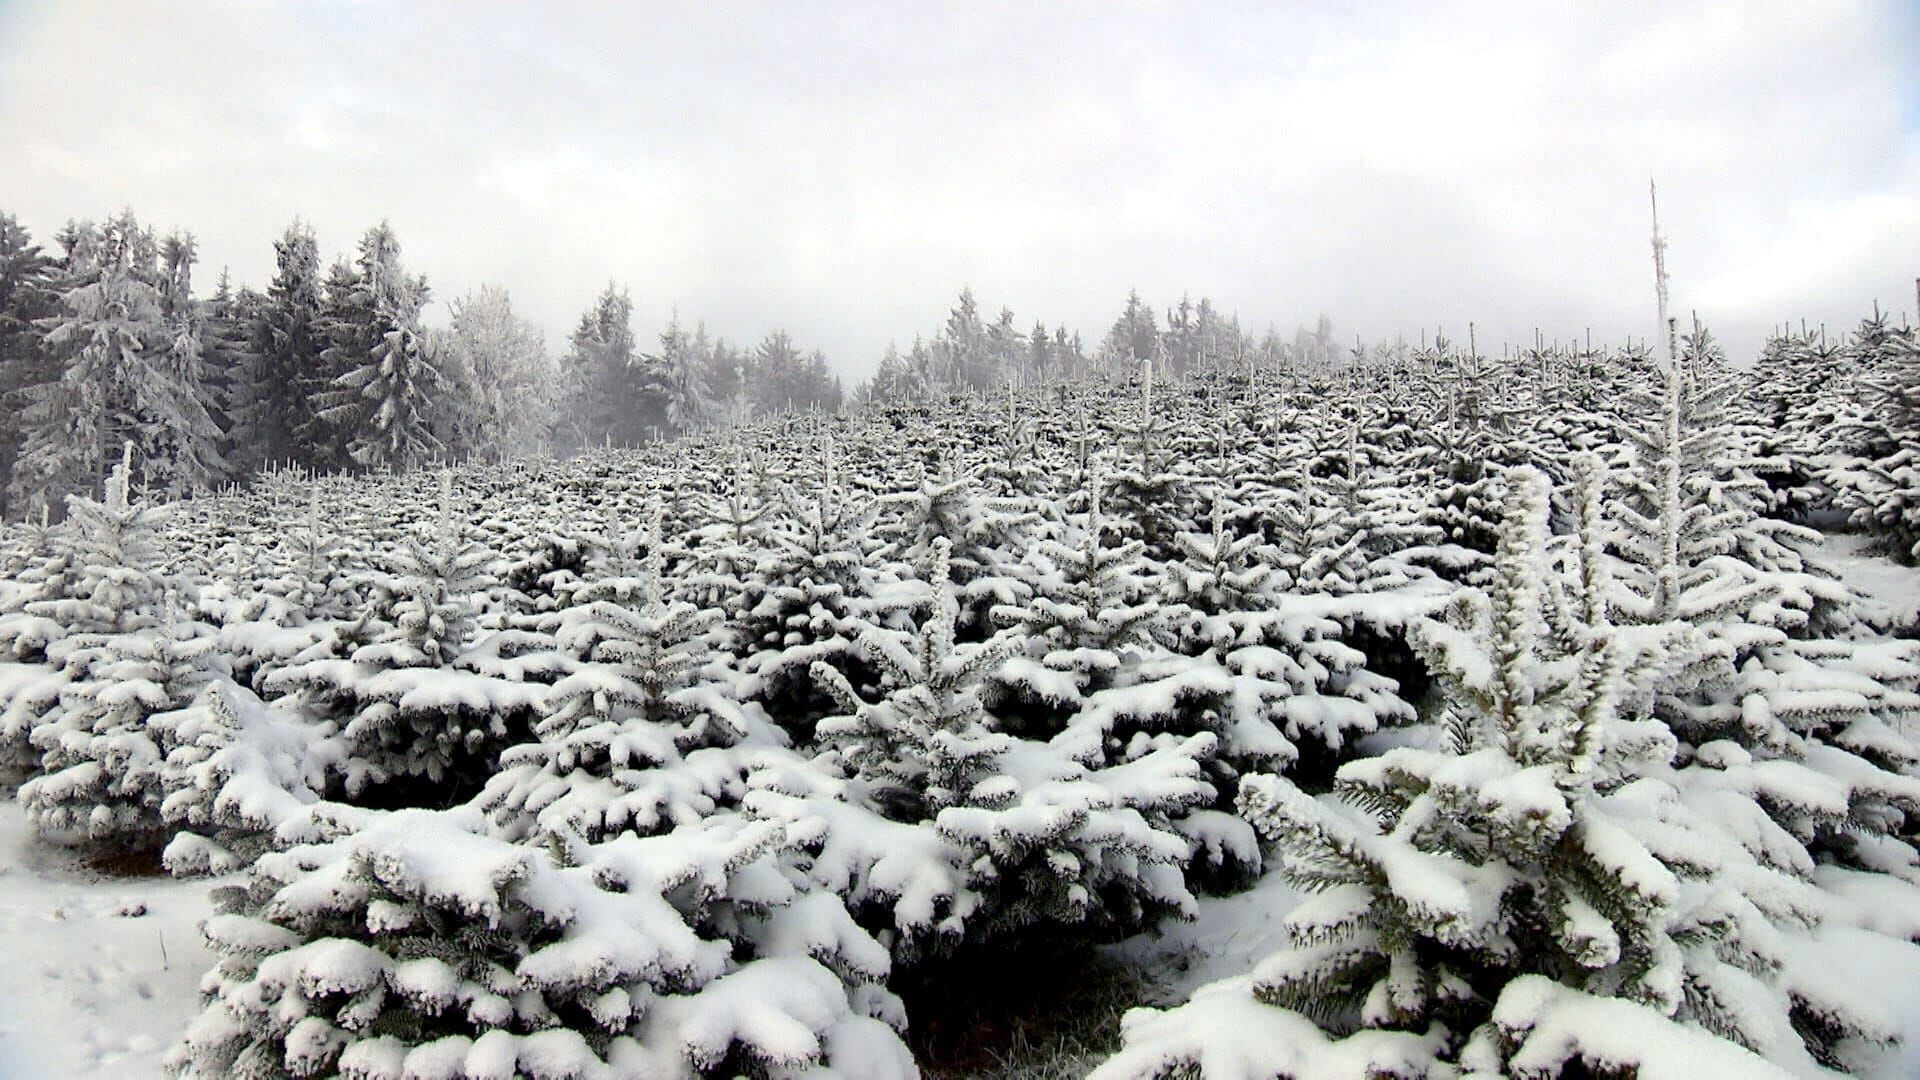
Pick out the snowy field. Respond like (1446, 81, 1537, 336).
(1, 528, 1916, 1078)
(0, 319, 1917, 1078)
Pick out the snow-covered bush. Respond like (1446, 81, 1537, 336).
(1830, 313, 1920, 563)
(1100, 361, 1193, 560)
(155, 676, 345, 875)
(20, 601, 222, 851)
(262, 477, 544, 799)
(1095, 466, 1901, 1076)
(756, 539, 1221, 955)
(0, 513, 82, 664)
(876, 469, 1038, 638)
(737, 438, 898, 735)
(987, 479, 1210, 741)
(21, 457, 173, 640)
(1164, 493, 1418, 775)
(480, 509, 783, 844)
(168, 806, 913, 1079)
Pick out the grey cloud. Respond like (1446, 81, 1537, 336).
(2, 0, 1916, 381)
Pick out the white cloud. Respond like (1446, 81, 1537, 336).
(2, 0, 1915, 380)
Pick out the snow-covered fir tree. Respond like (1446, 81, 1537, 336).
(154, 675, 341, 875)
(1163, 491, 1417, 780)
(262, 474, 541, 799)
(877, 465, 1039, 638)
(1832, 312, 1920, 562)
(1096, 465, 1903, 1077)
(331, 320, 447, 473)
(986, 475, 1233, 773)
(679, 444, 772, 618)
(556, 284, 643, 453)
(737, 436, 894, 735)
(748, 537, 1220, 954)
(243, 220, 325, 471)
(659, 311, 714, 437)
(21, 561, 220, 853)
(168, 807, 913, 1078)
(0, 213, 61, 521)
(307, 222, 430, 470)
(481, 504, 780, 844)
(9, 215, 227, 513)
(437, 285, 554, 462)
(146, 231, 231, 498)
(1102, 359, 1192, 558)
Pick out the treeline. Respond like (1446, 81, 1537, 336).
(864, 287, 1350, 403)
(0, 205, 1388, 518)
(0, 211, 847, 519)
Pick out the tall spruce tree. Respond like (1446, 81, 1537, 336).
(439, 285, 552, 462)
(0, 213, 58, 520)
(12, 215, 182, 514)
(310, 222, 428, 470)
(245, 220, 324, 471)
(203, 271, 265, 476)
(556, 284, 639, 453)
(658, 311, 712, 437)
(148, 231, 229, 497)
(333, 321, 446, 473)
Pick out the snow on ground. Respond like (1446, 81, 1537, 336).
(0, 801, 220, 1080)
(1823, 532, 1920, 634)
(1104, 869, 1305, 1005)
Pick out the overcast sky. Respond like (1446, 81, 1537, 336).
(3, 1, 1917, 381)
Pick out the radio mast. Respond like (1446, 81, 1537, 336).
(1650, 180, 1679, 365)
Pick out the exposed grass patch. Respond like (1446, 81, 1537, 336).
(81, 843, 168, 878)
(900, 941, 1158, 1078)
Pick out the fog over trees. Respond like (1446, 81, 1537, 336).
(0, 208, 1394, 518)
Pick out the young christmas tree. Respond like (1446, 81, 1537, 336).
(1100, 358, 1193, 560)
(1832, 311, 1920, 563)
(678, 444, 771, 620)
(736, 436, 894, 738)
(155, 675, 344, 875)
(1165, 491, 1418, 780)
(876, 465, 1040, 639)
(987, 474, 1178, 737)
(1096, 465, 1894, 1076)
(481, 504, 783, 844)
(1, 451, 174, 782)
(20, 590, 221, 853)
(167, 807, 913, 1078)
(748, 538, 1218, 954)
(261, 473, 539, 800)
(810, 539, 1022, 824)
